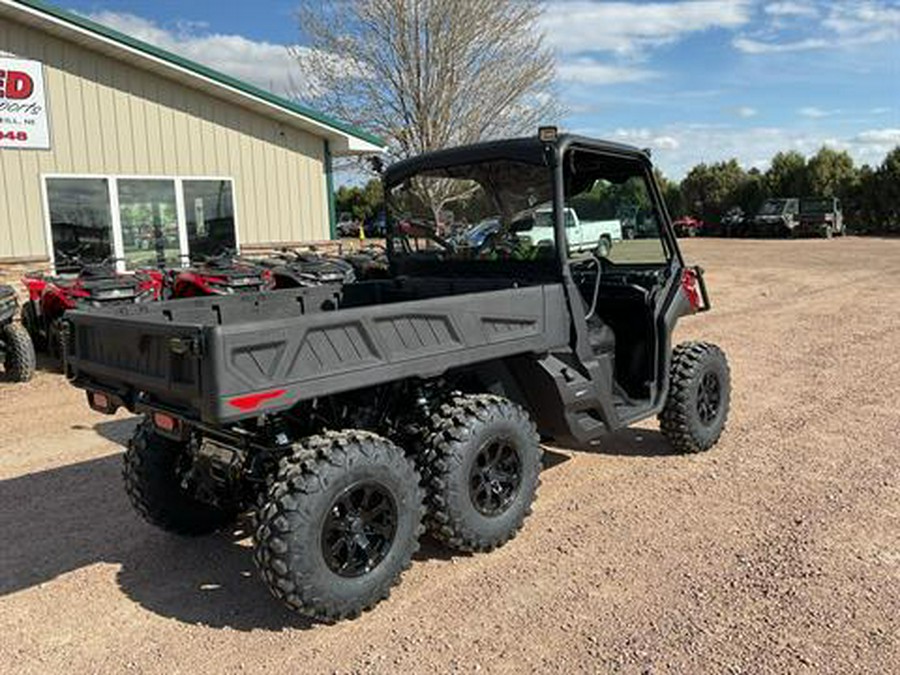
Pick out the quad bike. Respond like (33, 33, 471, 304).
(0, 285, 36, 382)
(166, 252, 274, 298)
(259, 249, 356, 289)
(21, 251, 163, 359)
(341, 243, 391, 280)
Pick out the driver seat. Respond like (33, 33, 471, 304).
(586, 317, 616, 355)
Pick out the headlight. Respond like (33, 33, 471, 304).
(92, 287, 136, 301)
(227, 276, 260, 287)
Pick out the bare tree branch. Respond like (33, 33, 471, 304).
(291, 0, 560, 220)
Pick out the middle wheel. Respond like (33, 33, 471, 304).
(422, 394, 542, 552)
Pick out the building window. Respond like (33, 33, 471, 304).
(183, 179, 236, 258)
(118, 179, 181, 270)
(43, 176, 236, 271)
(45, 178, 114, 271)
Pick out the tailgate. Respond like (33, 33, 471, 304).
(65, 310, 207, 417)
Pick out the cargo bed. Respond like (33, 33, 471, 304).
(65, 279, 569, 424)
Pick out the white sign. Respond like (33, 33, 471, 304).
(0, 57, 50, 150)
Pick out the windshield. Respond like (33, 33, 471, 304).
(386, 158, 557, 273)
(800, 198, 834, 214)
(759, 199, 787, 216)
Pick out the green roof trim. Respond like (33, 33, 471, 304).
(12, 0, 385, 148)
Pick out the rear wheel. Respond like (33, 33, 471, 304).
(659, 342, 731, 453)
(1, 322, 36, 382)
(254, 430, 424, 620)
(420, 394, 542, 552)
(124, 420, 238, 535)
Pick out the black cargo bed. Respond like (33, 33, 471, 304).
(66, 281, 568, 424)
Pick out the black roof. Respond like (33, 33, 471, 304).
(384, 134, 650, 185)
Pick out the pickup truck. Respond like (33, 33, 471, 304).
(64, 130, 730, 622)
(520, 207, 623, 254)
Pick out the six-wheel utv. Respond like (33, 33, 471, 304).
(63, 130, 731, 621)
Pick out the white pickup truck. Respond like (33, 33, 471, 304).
(519, 207, 622, 254)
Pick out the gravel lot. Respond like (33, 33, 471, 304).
(1, 238, 898, 674)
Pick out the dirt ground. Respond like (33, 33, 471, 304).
(1, 238, 898, 674)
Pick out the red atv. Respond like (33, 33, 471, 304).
(672, 216, 705, 238)
(166, 252, 274, 299)
(21, 251, 163, 358)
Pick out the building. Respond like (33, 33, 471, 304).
(0, 0, 383, 272)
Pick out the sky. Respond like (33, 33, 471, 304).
(57, 0, 900, 179)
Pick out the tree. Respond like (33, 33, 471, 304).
(679, 159, 746, 222)
(294, 0, 557, 223)
(807, 146, 855, 199)
(732, 168, 769, 216)
(874, 146, 900, 233)
(766, 150, 807, 198)
(335, 178, 384, 222)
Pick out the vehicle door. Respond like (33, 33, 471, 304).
(562, 146, 679, 404)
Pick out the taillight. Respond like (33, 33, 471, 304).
(681, 268, 702, 312)
(87, 390, 118, 414)
(153, 412, 179, 433)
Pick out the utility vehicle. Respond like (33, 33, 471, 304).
(64, 130, 731, 621)
(752, 197, 800, 237)
(0, 285, 35, 382)
(797, 197, 844, 238)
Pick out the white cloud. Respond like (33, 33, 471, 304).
(653, 135, 681, 150)
(798, 106, 836, 118)
(575, 123, 899, 178)
(736, 1, 900, 54)
(734, 106, 758, 118)
(611, 128, 680, 150)
(542, 1, 752, 55)
(824, 3, 900, 41)
(855, 128, 900, 144)
(733, 36, 827, 53)
(557, 59, 657, 85)
(83, 11, 307, 96)
(764, 2, 819, 18)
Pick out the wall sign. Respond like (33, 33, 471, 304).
(0, 57, 50, 150)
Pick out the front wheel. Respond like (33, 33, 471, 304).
(659, 342, 731, 453)
(1, 322, 36, 382)
(20, 302, 45, 352)
(254, 430, 424, 620)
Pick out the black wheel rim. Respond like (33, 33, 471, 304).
(321, 481, 397, 578)
(469, 439, 522, 516)
(697, 370, 722, 425)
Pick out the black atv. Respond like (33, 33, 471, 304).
(341, 243, 391, 280)
(0, 285, 36, 382)
(261, 249, 357, 289)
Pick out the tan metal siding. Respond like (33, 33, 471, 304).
(0, 16, 328, 260)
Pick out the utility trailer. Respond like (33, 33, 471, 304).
(65, 130, 731, 621)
